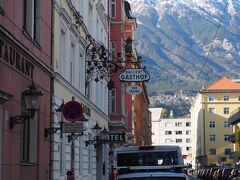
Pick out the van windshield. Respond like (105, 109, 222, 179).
(117, 151, 178, 166)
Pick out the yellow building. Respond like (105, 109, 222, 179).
(191, 77, 240, 169)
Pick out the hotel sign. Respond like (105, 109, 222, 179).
(119, 68, 150, 82)
(0, 37, 34, 78)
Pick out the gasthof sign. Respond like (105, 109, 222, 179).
(119, 68, 150, 82)
(62, 122, 83, 133)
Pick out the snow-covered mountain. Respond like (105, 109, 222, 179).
(128, 0, 240, 94)
(127, 0, 240, 115)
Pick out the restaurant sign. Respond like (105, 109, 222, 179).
(119, 68, 150, 82)
(126, 85, 143, 95)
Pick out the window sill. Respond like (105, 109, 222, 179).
(0, 7, 4, 16)
(20, 162, 37, 166)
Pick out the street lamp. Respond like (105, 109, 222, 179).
(85, 123, 109, 147)
(10, 84, 43, 129)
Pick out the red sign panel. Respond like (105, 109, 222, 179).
(62, 101, 84, 122)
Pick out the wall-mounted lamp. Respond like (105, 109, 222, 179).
(85, 123, 109, 147)
(10, 84, 43, 129)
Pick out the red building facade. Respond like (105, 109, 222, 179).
(0, 0, 52, 179)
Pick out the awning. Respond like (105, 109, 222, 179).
(228, 111, 240, 125)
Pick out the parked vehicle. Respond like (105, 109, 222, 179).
(208, 167, 219, 180)
(116, 172, 190, 180)
(222, 168, 233, 180)
(229, 169, 240, 180)
(213, 168, 223, 180)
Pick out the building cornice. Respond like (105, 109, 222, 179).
(0, 27, 54, 77)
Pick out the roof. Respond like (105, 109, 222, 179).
(149, 108, 162, 121)
(202, 77, 240, 92)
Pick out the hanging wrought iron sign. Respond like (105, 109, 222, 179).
(119, 68, 150, 82)
(126, 85, 143, 95)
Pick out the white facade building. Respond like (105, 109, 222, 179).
(150, 108, 193, 165)
(51, 0, 109, 180)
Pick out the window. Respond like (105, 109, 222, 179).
(70, 42, 76, 86)
(110, 89, 116, 113)
(175, 122, 182, 127)
(165, 122, 172, 127)
(210, 149, 216, 155)
(165, 139, 173, 143)
(79, 52, 84, 94)
(238, 96, 240, 101)
(60, 29, 67, 78)
(208, 95, 215, 101)
(186, 139, 191, 143)
(224, 135, 230, 141)
(20, 95, 37, 163)
(79, 0, 84, 16)
(175, 131, 182, 135)
(209, 108, 215, 114)
(0, 0, 4, 15)
(110, 0, 116, 17)
(176, 139, 182, 143)
(186, 147, 191, 151)
(223, 108, 229, 115)
(186, 122, 191, 127)
(224, 121, 230, 128)
(23, 0, 40, 44)
(165, 131, 172, 135)
(225, 148, 231, 155)
(209, 121, 216, 128)
(111, 41, 116, 61)
(209, 135, 216, 142)
(186, 130, 191, 135)
(223, 95, 229, 101)
(88, 3, 93, 35)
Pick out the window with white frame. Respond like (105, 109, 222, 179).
(165, 131, 172, 135)
(110, 0, 116, 17)
(110, 89, 116, 113)
(79, 52, 84, 94)
(223, 107, 230, 114)
(165, 139, 173, 143)
(111, 41, 116, 61)
(209, 108, 216, 114)
(224, 135, 230, 141)
(186, 147, 191, 151)
(210, 148, 216, 155)
(209, 121, 216, 128)
(186, 122, 191, 127)
(186, 130, 191, 135)
(88, 2, 93, 35)
(70, 42, 76, 86)
(79, 0, 84, 16)
(224, 121, 230, 128)
(175, 131, 182, 135)
(208, 95, 215, 101)
(176, 139, 182, 143)
(186, 139, 191, 143)
(223, 95, 229, 101)
(165, 122, 172, 127)
(175, 122, 182, 127)
(60, 29, 67, 78)
(209, 135, 216, 142)
(23, 0, 40, 44)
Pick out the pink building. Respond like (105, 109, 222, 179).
(0, 0, 52, 180)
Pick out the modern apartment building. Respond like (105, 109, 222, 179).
(191, 77, 240, 169)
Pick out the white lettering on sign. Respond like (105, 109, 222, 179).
(62, 123, 83, 133)
(119, 68, 150, 82)
(126, 85, 143, 95)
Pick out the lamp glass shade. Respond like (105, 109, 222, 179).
(92, 122, 102, 136)
(23, 85, 42, 111)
